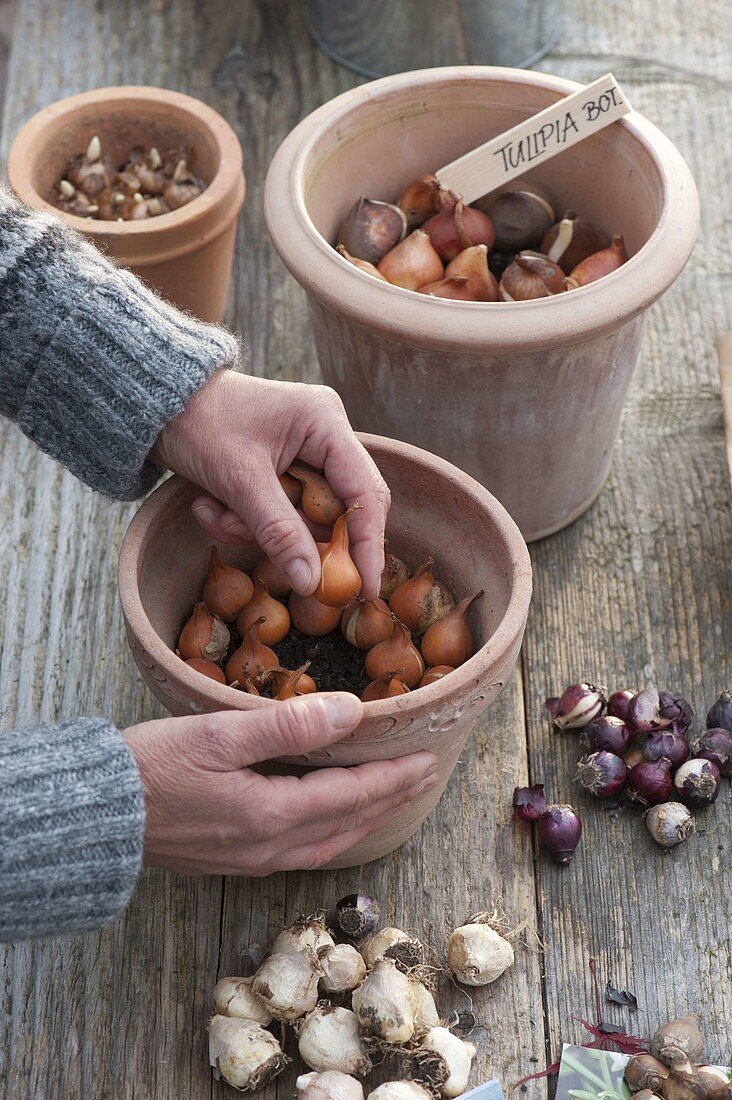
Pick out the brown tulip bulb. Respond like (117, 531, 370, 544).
(377, 229, 444, 291)
(269, 662, 317, 700)
(314, 509, 363, 608)
(389, 559, 455, 634)
(625, 1055, 669, 1094)
(365, 617, 425, 689)
(397, 173, 442, 228)
(337, 244, 389, 282)
(237, 579, 291, 645)
(337, 196, 408, 264)
(421, 591, 483, 667)
(289, 592, 343, 636)
(479, 188, 555, 252)
(288, 465, 346, 526)
(423, 200, 495, 262)
(341, 597, 395, 651)
(252, 555, 293, 599)
(419, 665, 456, 687)
(445, 244, 499, 302)
(541, 210, 610, 273)
(203, 546, 254, 622)
(380, 551, 410, 598)
(361, 670, 410, 701)
(499, 251, 567, 301)
(565, 234, 629, 288)
(278, 472, 303, 507)
(178, 602, 230, 663)
(184, 657, 227, 685)
(418, 275, 475, 300)
(225, 617, 278, 686)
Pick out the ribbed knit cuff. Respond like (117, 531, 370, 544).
(0, 189, 238, 499)
(0, 718, 145, 943)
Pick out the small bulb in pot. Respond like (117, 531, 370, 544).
(546, 683, 606, 730)
(673, 758, 721, 808)
(420, 591, 482, 668)
(315, 508, 363, 608)
(203, 546, 254, 623)
(208, 1015, 289, 1091)
(269, 662, 317, 700)
(342, 597, 395, 651)
(706, 689, 732, 732)
(225, 617, 278, 687)
(380, 551, 410, 598)
(337, 197, 408, 265)
(377, 230, 444, 290)
(512, 784, 547, 822)
(185, 657, 227, 684)
(499, 251, 567, 301)
(418, 275, 475, 300)
(237, 578, 291, 645)
(541, 210, 610, 273)
(178, 602, 230, 663)
(576, 751, 628, 798)
(423, 200, 495, 263)
(290, 592, 343, 636)
(420, 665, 456, 688)
(565, 234, 629, 288)
(366, 618, 425, 689)
(333, 894, 382, 939)
(337, 244, 390, 282)
(298, 1071, 365, 1100)
(644, 802, 696, 847)
(361, 670, 410, 701)
(537, 804, 583, 864)
(253, 554, 293, 600)
(298, 1004, 372, 1076)
(479, 188, 555, 252)
(389, 560, 455, 635)
(689, 727, 732, 776)
(445, 244, 499, 301)
(397, 174, 442, 228)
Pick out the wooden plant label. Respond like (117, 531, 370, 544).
(436, 73, 631, 204)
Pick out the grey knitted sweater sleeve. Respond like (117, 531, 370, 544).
(0, 189, 238, 942)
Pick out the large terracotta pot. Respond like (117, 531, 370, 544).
(264, 67, 699, 541)
(7, 86, 244, 323)
(118, 434, 532, 866)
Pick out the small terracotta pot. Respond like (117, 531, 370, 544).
(118, 434, 532, 867)
(264, 67, 699, 540)
(7, 86, 245, 323)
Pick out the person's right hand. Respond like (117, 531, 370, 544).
(124, 693, 439, 875)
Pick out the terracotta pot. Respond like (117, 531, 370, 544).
(118, 434, 532, 866)
(264, 67, 699, 541)
(7, 86, 244, 323)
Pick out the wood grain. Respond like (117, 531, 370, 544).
(0, 0, 730, 1096)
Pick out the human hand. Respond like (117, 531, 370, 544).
(150, 372, 389, 599)
(124, 692, 438, 875)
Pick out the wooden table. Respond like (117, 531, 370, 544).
(1, 2, 730, 1096)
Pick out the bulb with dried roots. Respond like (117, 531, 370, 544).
(212, 976, 272, 1025)
(251, 948, 322, 1021)
(447, 922, 514, 986)
(297, 1071, 365, 1100)
(423, 1026, 477, 1098)
(298, 1004, 372, 1076)
(208, 1015, 289, 1091)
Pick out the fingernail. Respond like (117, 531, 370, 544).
(286, 557, 313, 592)
(323, 693, 362, 729)
(417, 775, 439, 795)
(193, 504, 215, 525)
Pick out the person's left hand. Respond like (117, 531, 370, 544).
(150, 371, 389, 599)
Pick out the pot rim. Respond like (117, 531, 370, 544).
(7, 85, 245, 266)
(118, 432, 533, 717)
(264, 66, 699, 352)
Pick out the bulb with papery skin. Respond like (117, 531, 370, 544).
(423, 200, 495, 262)
(337, 244, 389, 282)
(421, 591, 482, 668)
(314, 509, 363, 608)
(237, 578, 291, 644)
(500, 251, 567, 300)
(178, 602, 230, 663)
(397, 174, 442, 228)
(418, 275, 475, 300)
(226, 617, 278, 686)
(445, 245, 499, 302)
(185, 657, 227, 684)
(270, 663, 317, 700)
(541, 210, 610, 273)
(565, 234, 628, 288)
(365, 618, 425, 688)
(290, 593, 343, 636)
(337, 197, 407, 264)
(341, 598, 394, 650)
(361, 670, 410, 701)
(288, 465, 346, 526)
(203, 547, 254, 623)
(377, 230, 444, 291)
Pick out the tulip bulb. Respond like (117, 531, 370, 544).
(351, 957, 417, 1043)
(185, 657, 227, 684)
(279, 471, 304, 506)
(319, 943, 367, 993)
(203, 546, 254, 622)
(380, 551, 410, 598)
(423, 1026, 477, 1097)
(389, 559, 455, 634)
(419, 665, 456, 687)
(342, 597, 394, 651)
(447, 922, 514, 986)
(541, 210, 610, 273)
(500, 251, 567, 300)
(298, 1004, 372, 1075)
(478, 187, 554, 252)
(338, 196, 408, 264)
(237, 578, 291, 644)
(290, 592, 344, 636)
(365, 618, 425, 689)
(566, 234, 628, 288)
(225, 617, 278, 686)
(377, 230, 444, 291)
(418, 276, 475, 301)
(423, 200, 495, 262)
(178, 602, 230, 663)
(297, 1071, 365, 1100)
(270, 662, 317, 700)
(315, 508, 363, 608)
(445, 245, 499, 302)
(421, 591, 482, 668)
(253, 554, 293, 599)
(208, 1015, 289, 1091)
(213, 976, 273, 1025)
(361, 670, 410, 702)
(288, 465, 346, 526)
(397, 174, 442, 228)
(337, 244, 390, 282)
(251, 948, 322, 1021)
